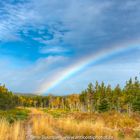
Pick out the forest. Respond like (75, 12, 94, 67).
(0, 77, 140, 113)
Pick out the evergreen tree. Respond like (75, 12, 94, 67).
(98, 99, 109, 112)
(132, 97, 140, 112)
(87, 83, 94, 112)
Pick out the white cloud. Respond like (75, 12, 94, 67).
(0, 55, 68, 93)
(0, 1, 41, 41)
(0, 0, 111, 44)
(40, 46, 69, 54)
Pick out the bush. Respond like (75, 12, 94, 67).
(0, 108, 29, 123)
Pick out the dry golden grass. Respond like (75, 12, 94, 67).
(0, 119, 25, 140)
(27, 107, 44, 115)
(25, 108, 140, 139)
(1, 108, 138, 140)
(41, 109, 140, 139)
(31, 110, 55, 136)
(30, 110, 117, 137)
(54, 118, 118, 137)
(99, 111, 139, 129)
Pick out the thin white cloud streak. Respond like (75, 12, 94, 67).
(40, 46, 69, 54)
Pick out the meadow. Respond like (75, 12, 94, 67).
(31, 109, 140, 140)
(0, 108, 140, 140)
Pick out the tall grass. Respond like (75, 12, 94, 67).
(0, 119, 25, 140)
(54, 118, 117, 137)
(42, 109, 140, 139)
(31, 116, 56, 136)
(29, 109, 140, 139)
(31, 114, 117, 137)
(30, 109, 56, 136)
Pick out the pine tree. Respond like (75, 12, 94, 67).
(98, 99, 109, 112)
(87, 83, 94, 112)
(132, 97, 140, 112)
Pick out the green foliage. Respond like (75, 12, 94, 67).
(118, 130, 125, 139)
(98, 99, 109, 112)
(43, 108, 69, 118)
(0, 108, 30, 123)
(132, 97, 140, 112)
(79, 77, 140, 113)
(0, 85, 16, 110)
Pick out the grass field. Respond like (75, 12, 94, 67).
(31, 108, 140, 139)
(0, 108, 140, 140)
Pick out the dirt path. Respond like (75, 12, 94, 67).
(26, 121, 35, 140)
(25, 111, 35, 140)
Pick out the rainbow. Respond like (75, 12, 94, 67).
(36, 39, 140, 94)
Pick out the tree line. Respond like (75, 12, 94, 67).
(0, 77, 140, 113)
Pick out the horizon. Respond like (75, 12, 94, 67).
(0, 0, 140, 95)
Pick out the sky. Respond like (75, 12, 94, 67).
(0, 0, 140, 95)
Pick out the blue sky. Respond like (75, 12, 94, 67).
(0, 0, 140, 95)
